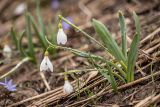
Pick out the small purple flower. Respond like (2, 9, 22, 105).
(62, 17, 73, 30)
(51, 0, 59, 10)
(0, 78, 16, 92)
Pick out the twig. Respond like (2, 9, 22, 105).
(66, 70, 160, 107)
(134, 93, 160, 107)
(0, 57, 31, 80)
(39, 71, 51, 91)
(140, 27, 160, 45)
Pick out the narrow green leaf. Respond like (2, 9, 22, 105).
(18, 31, 27, 57)
(127, 34, 140, 82)
(106, 64, 118, 92)
(127, 12, 140, 82)
(92, 19, 126, 63)
(10, 27, 18, 49)
(94, 64, 117, 92)
(29, 14, 47, 49)
(133, 12, 140, 36)
(118, 11, 127, 58)
(36, 0, 47, 39)
(25, 12, 36, 63)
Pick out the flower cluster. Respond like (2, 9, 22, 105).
(40, 19, 74, 93)
(0, 78, 16, 92)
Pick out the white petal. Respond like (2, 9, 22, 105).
(63, 80, 73, 94)
(46, 57, 53, 72)
(117, 64, 121, 67)
(40, 56, 53, 72)
(40, 56, 48, 72)
(57, 29, 67, 45)
(3, 45, 12, 58)
(14, 3, 26, 15)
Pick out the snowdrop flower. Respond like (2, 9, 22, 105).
(63, 75, 73, 94)
(63, 80, 74, 94)
(14, 3, 26, 15)
(40, 51, 53, 72)
(62, 17, 73, 30)
(0, 78, 16, 92)
(117, 64, 122, 67)
(57, 23, 67, 45)
(3, 44, 12, 59)
(51, 0, 59, 10)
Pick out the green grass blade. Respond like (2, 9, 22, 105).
(36, 0, 47, 39)
(133, 12, 140, 36)
(106, 64, 118, 92)
(25, 12, 36, 63)
(127, 12, 140, 82)
(29, 14, 47, 49)
(94, 64, 118, 92)
(127, 34, 139, 82)
(10, 27, 18, 49)
(18, 31, 27, 57)
(118, 11, 127, 58)
(92, 19, 126, 63)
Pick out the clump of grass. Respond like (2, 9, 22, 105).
(46, 11, 141, 91)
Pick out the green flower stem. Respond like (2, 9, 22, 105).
(58, 15, 108, 51)
(46, 36, 126, 80)
(0, 57, 32, 80)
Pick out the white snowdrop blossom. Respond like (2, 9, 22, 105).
(40, 51, 53, 72)
(57, 23, 67, 45)
(57, 28, 67, 45)
(63, 80, 74, 94)
(14, 3, 26, 15)
(117, 64, 122, 67)
(3, 44, 12, 59)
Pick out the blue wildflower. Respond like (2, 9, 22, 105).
(51, 0, 59, 10)
(62, 17, 73, 30)
(0, 78, 16, 92)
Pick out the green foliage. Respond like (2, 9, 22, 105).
(119, 11, 127, 58)
(127, 12, 140, 82)
(92, 19, 126, 63)
(10, 27, 18, 49)
(10, 1, 57, 63)
(25, 12, 36, 62)
(92, 12, 140, 84)
(54, 11, 141, 91)
(18, 31, 27, 57)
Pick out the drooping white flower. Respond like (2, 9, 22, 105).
(40, 51, 53, 72)
(57, 28, 67, 45)
(117, 64, 122, 67)
(14, 3, 26, 15)
(63, 80, 74, 94)
(3, 44, 12, 59)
